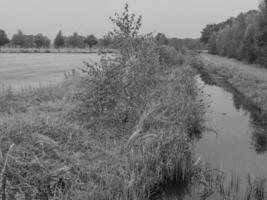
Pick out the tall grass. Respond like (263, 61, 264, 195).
(0, 5, 208, 200)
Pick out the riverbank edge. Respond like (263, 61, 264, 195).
(0, 58, 208, 199)
(191, 53, 267, 115)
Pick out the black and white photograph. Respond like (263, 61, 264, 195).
(0, 0, 267, 199)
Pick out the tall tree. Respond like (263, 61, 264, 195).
(84, 35, 98, 49)
(34, 34, 51, 48)
(68, 32, 79, 48)
(200, 24, 220, 44)
(54, 31, 65, 50)
(67, 32, 86, 48)
(11, 30, 26, 48)
(0, 29, 9, 51)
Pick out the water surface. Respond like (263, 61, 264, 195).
(161, 73, 267, 200)
(195, 74, 267, 176)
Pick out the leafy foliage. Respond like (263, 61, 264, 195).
(200, 24, 220, 44)
(0, 29, 9, 48)
(0, 4, 206, 200)
(54, 31, 65, 49)
(84, 34, 98, 49)
(257, 0, 267, 66)
(11, 31, 50, 48)
(34, 34, 51, 48)
(202, 1, 267, 67)
(155, 33, 168, 45)
(66, 32, 85, 48)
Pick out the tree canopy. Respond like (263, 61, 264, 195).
(201, 0, 267, 67)
(34, 34, 51, 48)
(54, 31, 65, 49)
(84, 35, 98, 49)
(0, 29, 9, 48)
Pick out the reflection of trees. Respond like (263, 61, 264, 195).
(229, 86, 267, 154)
(200, 74, 267, 154)
(250, 114, 267, 154)
(232, 91, 242, 111)
(230, 89, 267, 154)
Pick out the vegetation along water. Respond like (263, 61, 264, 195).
(0, 1, 267, 200)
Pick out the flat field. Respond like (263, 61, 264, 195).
(0, 53, 100, 89)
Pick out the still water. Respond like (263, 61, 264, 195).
(195, 74, 267, 176)
(161, 73, 267, 200)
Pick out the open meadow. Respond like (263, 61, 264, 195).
(0, 53, 100, 89)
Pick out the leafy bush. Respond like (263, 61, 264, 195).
(0, 4, 205, 200)
(158, 45, 184, 65)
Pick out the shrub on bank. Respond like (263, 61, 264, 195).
(158, 45, 184, 65)
(0, 5, 205, 200)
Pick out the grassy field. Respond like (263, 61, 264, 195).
(0, 53, 100, 89)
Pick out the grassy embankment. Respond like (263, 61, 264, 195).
(192, 53, 267, 114)
(1, 6, 266, 200)
(0, 7, 207, 200)
(0, 44, 204, 200)
(0, 40, 266, 200)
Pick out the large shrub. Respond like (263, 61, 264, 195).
(158, 45, 184, 65)
(76, 4, 162, 131)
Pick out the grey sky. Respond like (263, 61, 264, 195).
(0, 0, 259, 39)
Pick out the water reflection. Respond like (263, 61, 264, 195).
(160, 72, 267, 200)
(250, 117, 267, 154)
(198, 72, 267, 154)
(150, 182, 189, 200)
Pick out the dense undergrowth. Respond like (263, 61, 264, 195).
(1, 4, 265, 200)
(0, 5, 206, 200)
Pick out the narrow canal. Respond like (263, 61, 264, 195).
(195, 74, 267, 176)
(160, 72, 267, 200)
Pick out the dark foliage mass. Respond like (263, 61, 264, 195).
(201, 0, 267, 67)
(11, 30, 50, 48)
(54, 31, 65, 49)
(84, 34, 98, 49)
(1, 30, 101, 49)
(168, 38, 207, 51)
(0, 29, 9, 49)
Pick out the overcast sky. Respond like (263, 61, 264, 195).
(0, 0, 260, 39)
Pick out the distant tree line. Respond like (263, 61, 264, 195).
(0, 29, 114, 50)
(201, 0, 267, 67)
(155, 32, 207, 51)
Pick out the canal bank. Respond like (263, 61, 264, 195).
(154, 54, 267, 200)
(193, 53, 267, 113)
